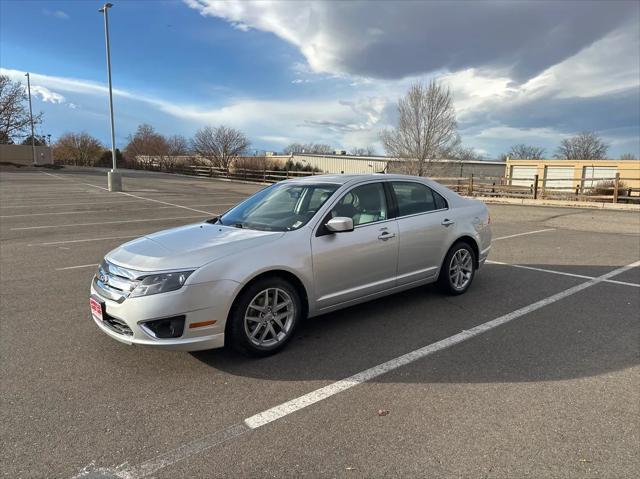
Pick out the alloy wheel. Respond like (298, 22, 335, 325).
(244, 288, 296, 347)
(449, 248, 473, 291)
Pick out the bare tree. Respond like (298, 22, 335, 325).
(381, 80, 458, 176)
(161, 134, 190, 170)
(123, 124, 169, 164)
(450, 145, 484, 162)
(284, 143, 333, 154)
(166, 135, 189, 156)
(350, 146, 377, 156)
(619, 152, 638, 161)
(192, 125, 250, 169)
(507, 144, 545, 160)
(0, 74, 43, 143)
(52, 132, 103, 166)
(555, 131, 608, 160)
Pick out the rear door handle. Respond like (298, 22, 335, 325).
(441, 219, 455, 227)
(378, 231, 396, 241)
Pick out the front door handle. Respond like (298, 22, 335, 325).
(378, 231, 396, 241)
(441, 219, 455, 227)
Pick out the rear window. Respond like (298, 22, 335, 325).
(391, 181, 447, 216)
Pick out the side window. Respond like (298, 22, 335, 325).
(391, 181, 445, 216)
(331, 183, 387, 226)
(433, 189, 448, 210)
(306, 186, 336, 211)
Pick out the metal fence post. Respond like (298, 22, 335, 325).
(533, 174, 539, 199)
(613, 172, 620, 203)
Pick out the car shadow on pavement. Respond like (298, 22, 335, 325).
(192, 263, 639, 384)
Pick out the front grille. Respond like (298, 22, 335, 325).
(103, 315, 133, 336)
(94, 260, 142, 303)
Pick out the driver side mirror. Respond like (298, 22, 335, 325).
(325, 216, 354, 233)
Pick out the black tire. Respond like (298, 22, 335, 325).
(437, 241, 476, 295)
(227, 277, 302, 357)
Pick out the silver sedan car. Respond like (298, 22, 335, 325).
(90, 174, 491, 356)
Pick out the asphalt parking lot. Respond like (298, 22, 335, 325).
(1, 166, 639, 479)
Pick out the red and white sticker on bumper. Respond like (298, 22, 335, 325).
(90, 296, 104, 321)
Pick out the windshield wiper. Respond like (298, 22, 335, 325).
(205, 216, 220, 225)
(233, 222, 244, 228)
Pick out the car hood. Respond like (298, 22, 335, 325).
(106, 223, 284, 271)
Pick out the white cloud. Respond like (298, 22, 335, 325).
(0, 67, 133, 100)
(29, 85, 65, 104)
(475, 126, 565, 142)
(43, 9, 69, 20)
(3, 13, 638, 160)
(521, 23, 640, 99)
(257, 135, 291, 145)
(1, 66, 389, 148)
(184, 0, 637, 81)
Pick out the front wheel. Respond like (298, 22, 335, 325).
(438, 242, 476, 295)
(227, 277, 301, 357)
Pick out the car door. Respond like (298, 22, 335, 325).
(390, 181, 451, 286)
(311, 181, 399, 309)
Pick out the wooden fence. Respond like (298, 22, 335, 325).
(128, 163, 640, 204)
(434, 173, 640, 204)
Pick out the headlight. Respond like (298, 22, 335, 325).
(129, 270, 194, 298)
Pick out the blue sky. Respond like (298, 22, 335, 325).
(1, 0, 639, 158)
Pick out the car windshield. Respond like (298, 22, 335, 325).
(218, 183, 340, 231)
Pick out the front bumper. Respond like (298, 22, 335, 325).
(90, 279, 239, 352)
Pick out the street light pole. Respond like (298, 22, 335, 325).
(98, 2, 121, 191)
(24, 73, 36, 165)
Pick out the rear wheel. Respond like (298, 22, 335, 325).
(228, 277, 301, 357)
(438, 241, 476, 295)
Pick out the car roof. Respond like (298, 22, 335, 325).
(285, 173, 427, 186)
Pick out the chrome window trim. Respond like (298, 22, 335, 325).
(388, 180, 450, 220)
(353, 217, 396, 230)
(393, 207, 449, 221)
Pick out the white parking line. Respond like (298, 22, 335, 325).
(245, 261, 640, 429)
(35, 171, 246, 215)
(117, 191, 216, 215)
(2, 210, 103, 218)
(1, 204, 234, 218)
(493, 229, 555, 241)
(0, 200, 238, 210)
(77, 260, 640, 478)
(0, 189, 100, 195)
(11, 215, 207, 231)
(29, 235, 140, 246)
(55, 264, 98, 271)
(40, 171, 74, 180)
(487, 260, 640, 288)
(40, 171, 220, 216)
(0, 200, 144, 209)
